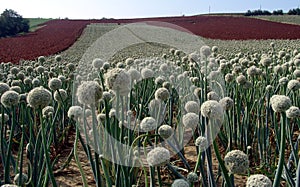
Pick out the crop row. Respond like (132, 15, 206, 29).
(1, 16, 300, 64)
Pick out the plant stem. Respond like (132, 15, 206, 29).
(273, 113, 286, 187)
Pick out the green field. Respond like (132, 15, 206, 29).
(253, 15, 300, 25)
(27, 18, 52, 31)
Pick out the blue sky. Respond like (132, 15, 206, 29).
(0, 0, 299, 19)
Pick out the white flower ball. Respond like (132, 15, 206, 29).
(158, 125, 174, 139)
(68, 106, 83, 120)
(224, 150, 249, 174)
(147, 147, 170, 166)
(42, 106, 54, 117)
(182, 113, 199, 129)
(54, 89, 67, 103)
(140, 117, 157, 132)
(48, 78, 62, 91)
(127, 68, 141, 82)
(1, 90, 19, 108)
(219, 97, 234, 110)
(171, 179, 190, 187)
(155, 88, 169, 101)
(141, 68, 154, 79)
(184, 101, 200, 114)
(92, 58, 104, 69)
(270, 95, 292, 113)
(201, 100, 223, 119)
(286, 106, 300, 119)
(195, 136, 208, 150)
(246, 174, 272, 187)
(77, 81, 103, 106)
(105, 68, 131, 96)
(287, 79, 300, 91)
(200, 45, 211, 57)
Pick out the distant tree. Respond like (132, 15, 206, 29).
(288, 8, 300, 15)
(0, 9, 29, 37)
(244, 9, 271, 16)
(273, 10, 283, 15)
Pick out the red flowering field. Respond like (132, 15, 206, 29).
(1, 15, 300, 63)
(0, 19, 90, 63)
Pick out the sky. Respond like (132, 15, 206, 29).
(0, 0, 299, 19)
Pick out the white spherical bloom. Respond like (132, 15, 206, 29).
(212, 46, 218, 53)
(184, 101, 200, 114)
(155, 76, 165, 85)
(155, 88, 169, 101)
(293, 69, 300, 78)
(54, 89, 67, 103)
(92, 58, 104, 69)
(97, 113, 106, 122)
(27, 87, 51, 109)
(48, 78, 62, 91)
(225, 73, 234, 83)
(224, 150, 249, 174)
(102, 91, 112, 101)
(42, 106, 54, 117)
(148, 99, 164, 117)
(125, 58, 134, 66)
(270, 95, 292, 113)
(1, 90, 19, 108)
(201, 100, 223, 119)
(141, 68, 154, 79)
(195, 136, 208, 150)
(58, 75, 66, 83)
(10, 86, 21, 93)
(294, 59, 300, 67)
(147, 147, 170, 166)
(77, 81, 103, 106)
(0, 82, 10, 95)
(105, 68, 131, 96)
(35, 65, 45, 74)
(193, 88, 202, 98)
(67, 106, 83, 120)
(286, 106, 300, 119)
(265, 85, 273, 92)
(260, 57, 272, 67)
(200, 45, 211, 57)
(247, 66, 258, 77)
(159, 63, 168, 73)
(109, 108, 116, 117)
(287, 79, 300, 91)
(188, 52, 199, 62)
(55, 55, 62, 62)
(127, 68, 141, 82)
(140, 117, 157, 132)
(10, 67, 20, 75)
(158, 125, 174, 139)
(182, 113, 199, 129)
(273, 65, 283, 75)
(246, 174, 272, 187)
(187, 172, 198, 183)
(219, 97, 234, 110)
(279, 77, 289, 85)
(236, 75, 247, 85)
(207, 91, 219, 101)
(171, 179, 190, 187)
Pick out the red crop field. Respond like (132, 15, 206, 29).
(0, 19, 90, 63)
(1, 15, 300, 63)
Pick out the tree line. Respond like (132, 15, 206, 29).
(245, 8, 300, 16)
(0, 9, 29, 38)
